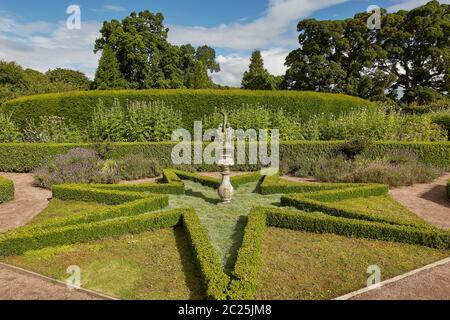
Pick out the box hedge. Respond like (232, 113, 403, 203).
(0, 209, 183, 256)
(227, 205, 450, 300)
(182, 210, 230, 300)
(0, 89, 374, 130)
(447, 179, 450, 200)
(1, 141, 449, 173)
(0, 176, 14, 203)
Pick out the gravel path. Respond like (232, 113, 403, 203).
(389, 174, 450, 229)
(0, 263, 109, 300)
(343, 258, 450, 300)
(0, 173, 51, 232)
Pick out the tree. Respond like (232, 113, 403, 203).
(376, 0, 450, 103)
(186, 61, 211, 89)
(241, 50, 275, 90)
(94, 11, 219, 89)
(93, 45, 127, 89)
(195, 45, 220, 73)
(0, 61, 28, 103)
(284, 1, 450, 103)
(46, 68, 91, 90)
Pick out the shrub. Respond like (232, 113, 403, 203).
(296, 151, 443, 187)
(33, 148, 122, 188)
(1, 89, 374, 131)
(23, 115, 85, 143)
(117, 154, 161, 180)
(203, 105, 303, 141)
(306, 109, 447, 142)
(228, 208, 266, 300)
(0, 176, 14, 203)
(0, 113, 21, 142)
(88, 99, 183, 142)
(431, 112, 450, 140)
(0, 141, 449, 173)
(182, 210, 230, 300)
(264, 208, 450, 249)
(0, 209, 183, 256)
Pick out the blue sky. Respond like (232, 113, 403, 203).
(0, 0, 447, 86)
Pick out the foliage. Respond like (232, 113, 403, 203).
(45, 68, 91, 90)
(88, 99, 183, 142)
(0, 141, 449, 173)
(94, 11, 217, 89)
(23, 116, 86, 143)
(93, 45, 128, 90)
(241, 50, 276, 90)
(182, 210, 230, 300)
(285, 1, 450, 103)
(0, 176, 14, 203)
(301, 109, 447, 142)
(297, 151, 443, 187)
(0, 60, 91, 103)
(431, 111, 450, 140)
(33, 148, 121, 188)
(116, 154, 161, 180)
(0, 113, 22, 142)
(203, 104, 304, 141)
(0, 89, 373, 130)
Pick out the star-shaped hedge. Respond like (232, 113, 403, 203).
(0, 169, 448, 300)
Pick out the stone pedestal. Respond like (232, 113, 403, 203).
(218, 165, 234, 204)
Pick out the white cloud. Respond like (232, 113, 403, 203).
(169, 0, 350, 50)
(387, 0, 450, 12)
(0, 18, 101, 78)
(0, 0, 352, 85)
(211, 48, 289, 87)
(103, 5, 126, 12)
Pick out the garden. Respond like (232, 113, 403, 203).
(0, 1, 449, 302)
(0, 88, 449, 300)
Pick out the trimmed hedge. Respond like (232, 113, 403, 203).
(259, 173, 374, 195)
(171, 169, 221, 188)
(1, 141, 449, 173)
(447, 179, 450, 200)
(0, 176, 14, 203)
(227, 208, 266, 300)
(182, 210, 230, 300)
(227, 205, 450, 299)
(52, 184, 152, 205)
(86, 181, 185, 195)
(230, 172, 262, 188)
(15, 197, 168, 234)
(265, 207, 450, 250)
(0, 89, 374, 130)
(0, 209, 183, 256)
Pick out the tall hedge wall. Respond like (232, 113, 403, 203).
(0, 141, 449, 173)
(0, 89, 374, 129)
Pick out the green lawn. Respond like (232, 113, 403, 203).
(29, 199, 107, 225)
(256, 227, 449, 300)
(1, 227, 204, 300)
(333, 195, 431, 227)
(166, 180, 283, 271)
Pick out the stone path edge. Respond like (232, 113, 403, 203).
(0, 262, 118, 300)
(333, 256, 450, 300)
